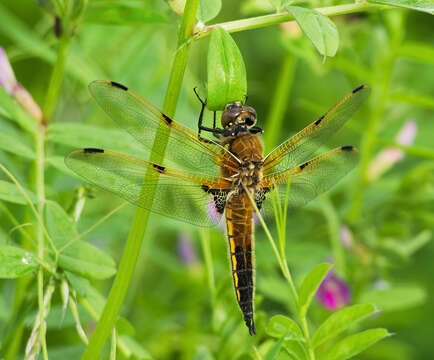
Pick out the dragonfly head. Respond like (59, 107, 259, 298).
(221, 101, 257, 135)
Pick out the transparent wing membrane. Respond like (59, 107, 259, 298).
(263, 85, 370, 174)
(89, 80, 240, 176)
(65, 149, 230, 227)
(262, 146, 359, 214)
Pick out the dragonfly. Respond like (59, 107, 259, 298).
(66, 80, 370, 335)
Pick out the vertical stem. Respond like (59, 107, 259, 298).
(81, 1, 200, 358)
(320, 198, 345, 277)
(264, 53, 296, 153)
(200, 230, 216, 329)
(43, 34, 71, 122)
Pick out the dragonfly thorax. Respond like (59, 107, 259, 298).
(230, 160, 264, 192)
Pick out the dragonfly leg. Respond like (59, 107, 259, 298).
(194, 87, 224, 139)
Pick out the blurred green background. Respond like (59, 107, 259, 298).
(0, 0, 433, 359)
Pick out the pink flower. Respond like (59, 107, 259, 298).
(0, 47, 42, 120)
(340, 225, 353, 249)
(316, 271, 351, 311)
(177, 234, 198, 265)
(367, 120, 417, 181)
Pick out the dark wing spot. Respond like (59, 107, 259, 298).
(201, 185, 210, 192)
(300, 162, 309, 170)
(111, 81, 128, 91)
(152, 163, 165, 173)
(352, 85, 365, 93)
(161, 113, 173, 125)
(84, 148, 104, 153)
(341, 145, 354, 151)
(315, 115, 325, 126)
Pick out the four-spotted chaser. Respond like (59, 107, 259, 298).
(65, 81, 370, 335)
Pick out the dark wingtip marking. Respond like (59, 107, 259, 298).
(315, 115, 325, 126)
(300, 162, 309, 170)
(201, 184, 210, 192)
(341, 145, 354, 151)
(152, 163, 165, 173)
(84, 148, 104, 153)
(111, 81, 128, 91)
(352, 85, 365, 93)
(162, 113, 173, 125)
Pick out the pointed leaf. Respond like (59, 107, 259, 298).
(45, 201, 117, 279)
(367, 0, 433, 15)
(283, 339, 308, 360)
(0, 87, 36, 133)
(207, 27, 247, 111)
(0, 245, 38, 278)
(298, 263, 332, 316)
(266, 315, 303, 339)
(118, 335, 152, 359)
(324, 328, 390, 360)
(285, 6, 339, 57)
(312, 304, 377, 348)
(264, 337, 285, 360)
(0, 179, 37, 204)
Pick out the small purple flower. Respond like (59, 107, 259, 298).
(368, 120, 417, 181)
(316, 271, 351, 311)
(0, 47, 42, 120)
(177, 233, 198, 265)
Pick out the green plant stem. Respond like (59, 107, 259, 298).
(195, 3, 387, 39)
(35, 123, 48, 360)
(264, 53, 296, 154)
(320, 198, 346, 277)
(81, 1, 200, 358)
(200, 229, 217, 330)
(43, 34, 71, 122)
(349, 12, 403, 221)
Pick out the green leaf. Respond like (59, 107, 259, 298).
(367, 0, 433, 15)
(0, 87, 36, 134)
(207, 27, 247, 111)
(266, 315, 303, 339)
(298, 263, 332, 317)
(0, 179, 37, 204)
(359, 285, 427, 312)
(118, 335, 152, 360)
(324, 328, 390, 360)
(285, 6, 339, 57)
(264, 337, 285, 360)
(311, 304, 377, 348)
(198, 0, 222, 22)
(283, 339, 308, 360)
(0, 245, 38, 278)
(85, 2, 167, 25)
(45, 201, 117, 280)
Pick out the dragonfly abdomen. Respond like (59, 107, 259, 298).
(226, 192, 256, 335)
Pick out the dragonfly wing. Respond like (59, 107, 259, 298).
(65, 148, 231, 227)
(261, 146, 359, 214)
(263, 85, 370, 174)
(89, 80, 240, 177)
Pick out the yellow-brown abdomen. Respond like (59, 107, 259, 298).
(226, 192, 255, 335)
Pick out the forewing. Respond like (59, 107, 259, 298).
(65, 148, 231, 227)
(261, 146, 359, 214)
(89, 80, 239, 176)
(263, 85, 369, 174)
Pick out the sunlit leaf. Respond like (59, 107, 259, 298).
(298, 263, 332, 316)
(0, 87, 36, 133)
(118, 335, 152, 359)
(197, 0, 222, 23)
(45, 201, 117, 280)
(367, 0, 433, 15)
(285, 6, 339, 57)
(359, 285, 427, 312)
(266, 315, 303, 339)
(0, 179, 37, 204)
(324, 328, 390, 360)
(312, 304, 377, 348)
(0, 245, 37, 278)
(207, 27, 247, 111)
(264, 337, 285, 360)
(283, 339, 308, 360)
